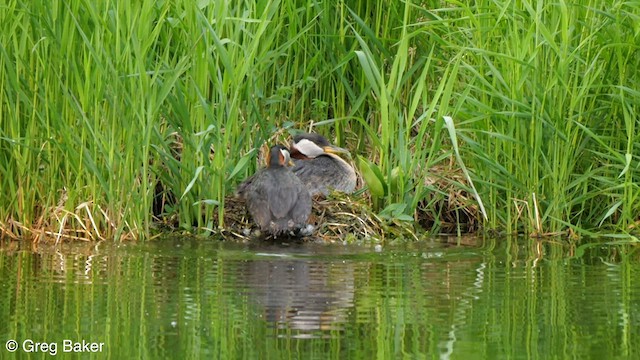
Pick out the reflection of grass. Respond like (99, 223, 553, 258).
(1, 0, 639, 241)
(3, 237, 638, 358)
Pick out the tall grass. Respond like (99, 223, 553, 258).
(340, 0, 640, 236)
(1, 0, 639, 240)
(446, 1, 640, 235)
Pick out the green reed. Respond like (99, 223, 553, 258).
(444, 1, 640, 235)
(342, 0, 640, 236)
(1, 0, 639, 240)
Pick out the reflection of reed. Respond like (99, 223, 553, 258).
(2, 241, 109, 285)
(243, 258, 355, 337)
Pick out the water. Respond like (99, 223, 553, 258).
(0, 237, 638, 359)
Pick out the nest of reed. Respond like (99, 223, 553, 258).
(215, 173, 480, 243)
(152, 131, 481, 242)
(214, 193, 390, 243)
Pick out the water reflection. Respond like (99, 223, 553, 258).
(0, 241, 109, 286)
(241, 250, 356, 337)
(0, 237, 638, 359)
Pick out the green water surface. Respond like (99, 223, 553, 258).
(0, 237, 638, 359)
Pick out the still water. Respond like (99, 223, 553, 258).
(0, 237, 638, 359)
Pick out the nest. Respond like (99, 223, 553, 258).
(215, 193, 417, 243)
(415, 163, 481, 234)
(211, 161, 483, 242)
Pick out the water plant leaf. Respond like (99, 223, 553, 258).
(193, 199, 220, 207)
(227, 150, 255, 182)
(181, 166, 205, 200)
(598, 200, 622, 227)
(443, 116, 488, 221)
(379, 203, 414, 222)
(389, 166, 402, 195)
(620, 153, 632, 178)
(357, 155, 385, 198)
(368, 160, 387, 195)
(354, 50, 381, 98)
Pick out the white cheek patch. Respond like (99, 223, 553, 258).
(280, 148, 291, 163)
(295, 139, 324, 158)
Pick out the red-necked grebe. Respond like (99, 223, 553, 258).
(236, 145, 312, 236)
(289, 133, 357, 196)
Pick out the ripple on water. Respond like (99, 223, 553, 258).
(1, 237, 639, 359)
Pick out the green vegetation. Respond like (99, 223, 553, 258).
(1, 0, 639, 241)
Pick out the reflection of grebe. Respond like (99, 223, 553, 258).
(245, 258, 355, 337)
